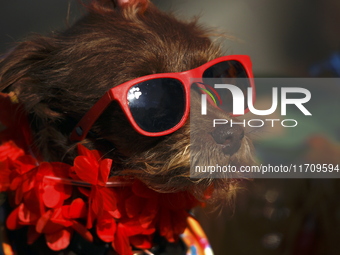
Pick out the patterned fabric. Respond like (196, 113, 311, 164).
(182, 216, 214, 255)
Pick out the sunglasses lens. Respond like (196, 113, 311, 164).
(127, 78, 185, 133)
(202, 60, 250, 113)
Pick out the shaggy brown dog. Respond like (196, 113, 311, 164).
(0, 0, 254, 254)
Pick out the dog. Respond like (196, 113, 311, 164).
(0, 0, 255, 254)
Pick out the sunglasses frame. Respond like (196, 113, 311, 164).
(70, 55, 255, 141)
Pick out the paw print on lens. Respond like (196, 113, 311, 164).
(128, 87, 142, 101)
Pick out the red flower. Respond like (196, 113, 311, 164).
(112, 223, 133, 255)
(35, 209, 72, 250)
(0, 140, 25, 161)
(38, 162, 72, 209)
(5, 160, 77, 250)
(129, 180, 201, 243)
(0, 136, 205, 254)
(72, 144, 107, 186)
(33, 198, 91, 251)
(96, 211, 117, 243)
(71, 144, 120, 238)
(0, 141, 25, 191)
(9, 156, 39, 206)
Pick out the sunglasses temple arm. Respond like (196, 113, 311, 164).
(70, 93, 113, 141)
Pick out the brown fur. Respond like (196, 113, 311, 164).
(0, 0, 254, 206)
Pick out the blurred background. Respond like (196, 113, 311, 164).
(1, 0, 340, 254)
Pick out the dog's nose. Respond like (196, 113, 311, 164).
(210, 123, 244, 155)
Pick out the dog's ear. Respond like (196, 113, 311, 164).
(89, 0, 150, 14)
(0, 38, 65, 121)
(0, 45, 33, 93)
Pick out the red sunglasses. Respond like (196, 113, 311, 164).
(70, 55, 255, 141)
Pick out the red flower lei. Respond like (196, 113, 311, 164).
(0, 93, 205, 254)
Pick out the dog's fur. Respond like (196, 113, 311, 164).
(0, 0, 254, 253)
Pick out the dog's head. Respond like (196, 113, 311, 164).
(0, 0, 254, 199)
